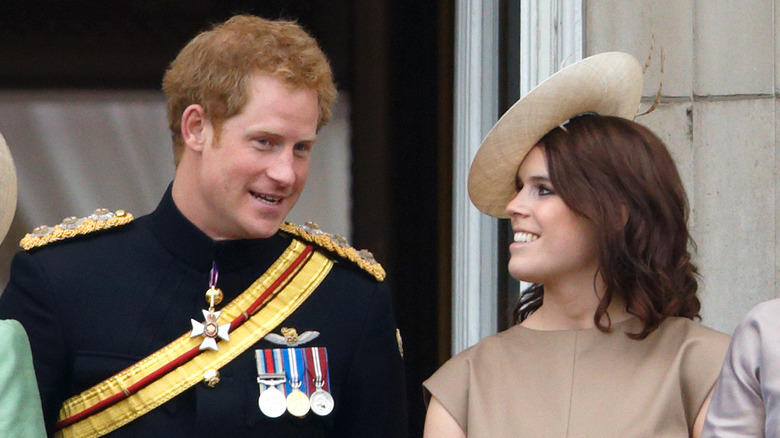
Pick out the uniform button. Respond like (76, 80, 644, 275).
(203, 369, 220, 388)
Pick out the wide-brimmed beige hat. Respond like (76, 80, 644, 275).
(0, 130, 17, 243)
(468, 51, 643, 218)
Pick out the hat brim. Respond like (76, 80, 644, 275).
(468, 51, 643, 218)
(0, 131, 18, 243)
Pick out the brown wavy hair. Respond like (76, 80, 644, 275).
(162, 15, 337, 165)
(514, 114, 700, 339)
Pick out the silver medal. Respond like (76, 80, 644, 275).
(255, 347, 288, 419)
(309, 347, 334, 416)
(309, 388, 335, 416)
(309, 347, 335, 417)
(258, 385, 287, 418)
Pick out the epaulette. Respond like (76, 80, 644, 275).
(20, 208, 133, 251)
(279, 221, 385, 281)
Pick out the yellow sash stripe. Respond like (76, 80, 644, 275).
(56, 240, 333, 438)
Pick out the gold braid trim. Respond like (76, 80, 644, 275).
(279, 221, 386, 281)
(56, 241, 332, 438)
(20, 209, 133, 251)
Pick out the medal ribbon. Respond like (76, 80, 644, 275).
(209, 262, 218, 289)
(255, 349, 285, 391)
(283, 348, 307, 394)
(263, 349, 274, 375)
(305, 347, 331, 393)
(272, 349, 288, 394)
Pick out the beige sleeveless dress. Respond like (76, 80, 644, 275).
(424, 317, 729, 438)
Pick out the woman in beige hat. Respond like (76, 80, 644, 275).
(423, 52, 730, 438)
(0, 131, 46, 437)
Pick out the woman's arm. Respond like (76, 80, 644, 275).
(423, 397, 466, 438)
(0, 320, 47, 437)
(700, 304, 770, 438)
(691, 388, 713, 438)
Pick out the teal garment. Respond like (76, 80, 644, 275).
(0, 319, 46, 437)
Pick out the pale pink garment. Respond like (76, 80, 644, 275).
(703, 298, 780, 438)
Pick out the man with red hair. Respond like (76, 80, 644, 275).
(0, 15, 407, 437)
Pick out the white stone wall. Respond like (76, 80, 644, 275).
(585, 0, 778, 333)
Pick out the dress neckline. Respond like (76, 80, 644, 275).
(515, 314, 639, 334)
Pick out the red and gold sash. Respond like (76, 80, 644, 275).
(55, 240, 333, 438)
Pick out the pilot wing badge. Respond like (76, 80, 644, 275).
(264, 327, 320, 347)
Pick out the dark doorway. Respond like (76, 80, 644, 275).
(351, 2, 454, 436)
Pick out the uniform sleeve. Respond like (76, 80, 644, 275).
(333, 281, 408, 438)
(0, 320, 47, 437)
(422, 350, 470, 433)
(701, 305, 769, 438)
(0, 251, 71, 431)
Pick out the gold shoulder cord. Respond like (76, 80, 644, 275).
(279, 222, 385, 282)
(20, 208, 133, 250)
(57, 240, 333, 438)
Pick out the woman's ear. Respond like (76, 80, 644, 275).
(180, 104, 212, 153)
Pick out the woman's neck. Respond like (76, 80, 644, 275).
(520, 274, 632, 330)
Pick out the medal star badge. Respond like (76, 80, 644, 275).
(190, 309, 230, 351)
(190, 263, 230, 351)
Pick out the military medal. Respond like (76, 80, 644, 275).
(256, 350, 288, 418)
(284, 348, 310, 417)
(307, 347, 334, 416)
(286, 388, 310, 417)
(258, 382, 287, 418)
(190, 263, 231, 351)
(309, 389, 334, 417)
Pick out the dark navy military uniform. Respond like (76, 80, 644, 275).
(0, 187, 407, 437)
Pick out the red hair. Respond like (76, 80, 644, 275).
(162, 15, 337, 165)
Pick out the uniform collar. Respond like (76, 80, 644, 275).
(148, 185, 290, 273)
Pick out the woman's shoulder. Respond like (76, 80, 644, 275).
(656, 316, 730, 344)
(652, 317, 730, 373)
(423, 325, 540, 413)
(729, 298, 780, 348)
(453, 325, 538, 357)
(435, 324, 561, 377)
(742, 297, 780, 325)
(0, 319, 27, 342)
